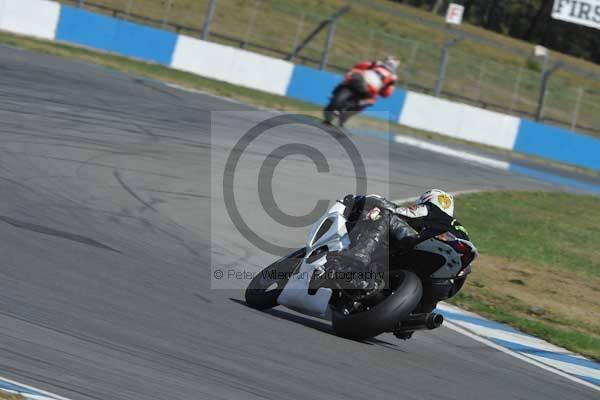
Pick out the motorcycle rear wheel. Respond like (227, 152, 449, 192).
(324, 87, 357, 125)
(331, 270, 422, 340)
(245, 248, 305, 310)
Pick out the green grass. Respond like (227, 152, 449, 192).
(451, 191, 600, 360)
(459, 191, 600, 277)
(0, 391, 24, 400)
(451, 289, 600, 360)
(60, 0, 600, 136)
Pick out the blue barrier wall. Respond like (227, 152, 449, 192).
(56, 6, 177, 65)
(514, 119, 600, 171)
(286, 65, 407, 122)
(55, 6, 117, 51)
(286, 65, 341, 106)
(362, 90, 406, 123)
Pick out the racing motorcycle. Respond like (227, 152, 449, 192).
(323, 72, 372, 127)
(245, 200, 478, 340)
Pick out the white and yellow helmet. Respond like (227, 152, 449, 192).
(416, 189, 454, 217)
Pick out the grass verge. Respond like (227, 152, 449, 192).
(453, 191, 600, 360)
(0, 391, 24, 400)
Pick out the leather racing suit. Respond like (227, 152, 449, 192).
(346, 60, 397, 106)
(327, 60, 397, 127)
(327, 194, 471, 312)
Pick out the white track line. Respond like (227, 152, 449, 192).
(0, 375, 70, 400)
(443, 321, 600, 392)
(168, 81, 509, 172)
(392, 189, 485, 205)
(393, 135, 510, 170)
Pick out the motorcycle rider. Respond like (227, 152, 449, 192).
(326, 189, 473, 338)
(324, 56, 400, 127)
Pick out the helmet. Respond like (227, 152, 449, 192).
(382, 56, 400, 72)
(416, 189, 454, 217)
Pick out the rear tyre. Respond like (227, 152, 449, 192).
(245, 248, 305, 310)
(331, 270, 422, 340)
(331, 87, 355, 111)
(324, 87, 356, 125)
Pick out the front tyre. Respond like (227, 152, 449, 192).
(245, 248, 305, 310)
(332, 270, 422, 340)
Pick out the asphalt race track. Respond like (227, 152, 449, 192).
(0, 45, 597, 400)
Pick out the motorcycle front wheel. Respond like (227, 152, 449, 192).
(244, 248, 305, 310)
(331, 270, 422, 340)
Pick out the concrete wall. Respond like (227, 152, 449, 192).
(0, 0, 60, 40)
(399, 92, 520, 150)
(171, 35, 294, 96)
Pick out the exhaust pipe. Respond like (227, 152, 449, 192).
(395, 313, 444, 333)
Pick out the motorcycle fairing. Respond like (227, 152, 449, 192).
(277, 202, 349, 318)
(413, 237, 476, 279)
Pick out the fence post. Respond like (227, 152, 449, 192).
(570, 86, 584, 132)
(201, 0, 218, 41)
(432, 0, 445, 14)
(476, 60, 487, 102)
(161, 0, 173, 29)
(290, 12, 306, 57)
(535, 62, 562, 121)
(242, 0, 261, 49)
(319, 19, 337, 70)
(434, 36, 463, 96)
(366, 29, 374, 59)
(287, 5, 350, 63)
(125, 0, 134, 16)
(403, 41, 420, 88)
(508, 66, 523, 114)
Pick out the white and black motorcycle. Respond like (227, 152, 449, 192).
(245, 201, 478, 340)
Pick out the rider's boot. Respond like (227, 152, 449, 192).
(393, 330, 414, 340)
(353, 275, 385, 301)
(323, 110, 336, 125)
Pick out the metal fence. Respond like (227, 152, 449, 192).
(67, 0, 600, 137)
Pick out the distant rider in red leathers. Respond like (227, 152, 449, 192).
(324, 56, 399, 127)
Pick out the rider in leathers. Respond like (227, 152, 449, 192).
(324, 56, 399, 127)
(326, 190, 472, 338)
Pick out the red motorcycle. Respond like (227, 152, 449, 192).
(323, 57, 399, 127)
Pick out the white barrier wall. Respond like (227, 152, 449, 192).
(171, 35, 294, 96)
(0, 0, 60, 40)
(171, 36, 236, 82)
(399, 92, 520, 150)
